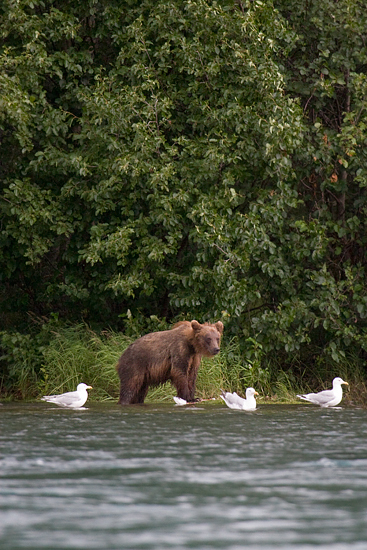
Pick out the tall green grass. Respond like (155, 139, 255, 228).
(38, 325, 131, 401)
(1, 322, 366, 405)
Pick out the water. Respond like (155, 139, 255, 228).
(1, 401, 366, 549)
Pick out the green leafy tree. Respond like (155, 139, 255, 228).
(1, 0, 367, 384)
(0, 0, 302, 325)
(271, 0, 367, 362)
(0, 0, 102, 322)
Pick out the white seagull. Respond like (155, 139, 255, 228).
(220, 387, 259, 411)
(173, 396, 188, 406)
(297, 377, 348, 408)
(41, 383, 93, 408)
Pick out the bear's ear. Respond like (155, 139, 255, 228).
(215, 321, 224, 334)
(191, 320, 201, 331)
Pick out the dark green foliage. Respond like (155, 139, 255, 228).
(1, 0, 367, 397)
(271, 0, 367, 362)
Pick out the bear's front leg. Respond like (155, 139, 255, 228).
(186, 356, 201, 401)
(171, 372, 192, 402)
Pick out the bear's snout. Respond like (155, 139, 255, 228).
(212, 347, 220, 355)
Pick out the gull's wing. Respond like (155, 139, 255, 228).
(221, 392, 245, 407)
(298, 388, 335, 405)
(42, 390, 80, 406)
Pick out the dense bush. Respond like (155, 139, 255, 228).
(1, 0, 367, 396)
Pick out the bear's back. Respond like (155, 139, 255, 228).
(117, 324, 194, 366)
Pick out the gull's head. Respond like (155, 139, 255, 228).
(77, 383, 93, 391)
(332, 377, 348, 387)
(246, 387, 259, 398)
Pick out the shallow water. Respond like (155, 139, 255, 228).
(0, 401, 366, 549)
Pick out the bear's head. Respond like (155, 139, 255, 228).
(191, 320, 224, 357)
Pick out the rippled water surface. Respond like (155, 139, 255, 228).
(1, 401, 367, 549)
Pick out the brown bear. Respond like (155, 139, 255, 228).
(116, 320, 224, 404)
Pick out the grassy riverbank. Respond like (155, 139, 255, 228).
(1, 323, 366, 406)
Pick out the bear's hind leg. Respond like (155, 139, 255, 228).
(134, 382, 149, 404)
(118, 373, 146, 405)
(118, 387, 137, 405)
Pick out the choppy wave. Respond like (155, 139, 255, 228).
(0, 403, 366, 549)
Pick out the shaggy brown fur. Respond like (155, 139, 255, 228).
(116, 320, 224, 404)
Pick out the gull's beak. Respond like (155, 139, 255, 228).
(87, 386, 93, 389)
(254, 391, 259, 396)
(342, 381, 349, 386)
